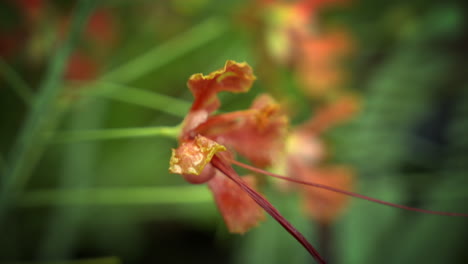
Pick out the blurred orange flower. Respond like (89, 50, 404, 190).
(59, 9, 119, 82)
(277, 95, 359, 223)
(297, 164, 354, 224)
(296, 31, 353, 98)
(65, 51, 100, 81)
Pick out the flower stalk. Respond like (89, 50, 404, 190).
(211, 155, 326, 264)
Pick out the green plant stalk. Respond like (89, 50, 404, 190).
(101, 16, 227, 83)
(19, 186, 212, 207)
(37, 101, 108, 260)
(53, 125, 181, 143)
(0, 58, 34, 105)
(67, 17, 226, 118)
(83, 82, 190, 117)
(0, 1, 96, 221)
(63, 17, 226, 119)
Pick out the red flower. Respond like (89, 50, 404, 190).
(296, 31, 353, 98)
(261, 0, 351, 66)
(58, 8, 117, 48)
(169, 61, 468, 263)
(169, 60, 326, 263)
(85, 9, 118, 49)
(64, 51, 100, 81)
(169, 61, 284, 232)
(17, 0, 44, 22)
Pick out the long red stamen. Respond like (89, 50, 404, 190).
(211, 156, 327, 264)
(230, 159, 468, 217)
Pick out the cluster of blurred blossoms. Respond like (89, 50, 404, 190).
(0, 0, 118, 82)
(258, 0, 360, 225)
(258, 0, 352, 97)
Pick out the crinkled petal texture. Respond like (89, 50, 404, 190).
(199, 94, 289, 168)
(188, 60, 256, 113)
(301, 166, 354, 223)
(208, 172, 265, 234)
(169, 135, 226, 183)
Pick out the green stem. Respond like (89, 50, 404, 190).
(65, 17, 226, 116)
(102, 17, 227, 83)
(53, 125, 181, 143)
(0, 1, 96, 221)
(0, 58, 34, 105)
(19, 186, 211, 206)
(82, 82, 190, 117)
(37, 100, 108, 260)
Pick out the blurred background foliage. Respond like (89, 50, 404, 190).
(0, 0, 467, 263)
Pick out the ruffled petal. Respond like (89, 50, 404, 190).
(200, 94, 289, 168)
(208, 172, 265, 234)
(169, 135, 226, 181)
(187, 60, 256, 113)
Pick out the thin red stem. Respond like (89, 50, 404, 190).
(230, 159, 468, 217)
(211, 156, 327, 264)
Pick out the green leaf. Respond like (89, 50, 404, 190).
(102, 17, 227, 83)
(0, 1, 97, 222)
(19, 186, 212, 207)
(52, 125, 181, 143)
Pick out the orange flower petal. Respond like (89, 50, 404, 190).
(187, 60, 256, 113)
(201, 94, 289, 167)
(208, 173, 265, 234)
(169, 135, 226, 179)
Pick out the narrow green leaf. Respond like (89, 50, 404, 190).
(52, 125, 181, 143)
(84, 82, 190, 117)
(0, 1, 96, 221)
(19, 186, 212, 207)
(0, 58, 33, 105)
(37, 101, 109, 260)
(102, 17, 227, 83)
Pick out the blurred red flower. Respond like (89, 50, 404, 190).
(279, 95, 360, 223)
(59, 8, 118, 82)
(296, 31, 353, 98)
(64, 51, 99, 81)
